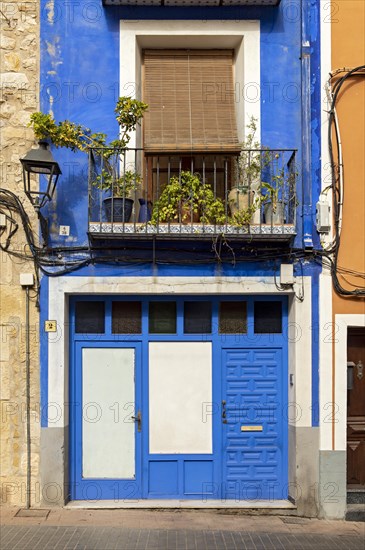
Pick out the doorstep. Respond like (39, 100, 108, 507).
(66, 499, 296, 510)
(346, 504, 365, 522)
(347, 487, 365, 504)
(346, 488, 365, 521)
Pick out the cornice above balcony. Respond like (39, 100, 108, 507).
(103, 0, 280, 6)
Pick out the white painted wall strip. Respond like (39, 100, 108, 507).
(319, 273, 334, 450)
(292, 277, 312, 427)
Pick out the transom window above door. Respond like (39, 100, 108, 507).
(73, 298, 285, 336)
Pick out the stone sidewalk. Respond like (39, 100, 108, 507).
(1, 507, 364, 549)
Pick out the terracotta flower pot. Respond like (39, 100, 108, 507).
(179, 201, 200, 224)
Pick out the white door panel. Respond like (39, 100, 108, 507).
(149, 342, 212, 454)
(82, 348, 135, 478)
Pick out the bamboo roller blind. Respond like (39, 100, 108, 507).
(143, 50, 240, 154)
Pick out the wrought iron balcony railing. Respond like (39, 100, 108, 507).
(88, 148, 297, 241)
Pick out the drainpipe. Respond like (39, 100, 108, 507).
(301, 0, 314, 249)
(20, 273, 34, 509)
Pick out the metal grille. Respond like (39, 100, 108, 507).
(88, 147, 297, 240)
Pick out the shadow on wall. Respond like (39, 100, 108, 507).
(47, 151, 89, 245)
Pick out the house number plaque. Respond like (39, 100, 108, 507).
(45, 320, 57, 332)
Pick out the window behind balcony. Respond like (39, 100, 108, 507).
(143, 49, 240, 154)
(143, 50, 240, 206)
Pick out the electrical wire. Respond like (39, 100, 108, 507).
(2, 64, 365, 303)
(0, 184, 360, 280)
(325, 65, 365, 296)
(0, 189, 41, 307)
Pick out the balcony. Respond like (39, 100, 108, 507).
(88, 148, 297, 242)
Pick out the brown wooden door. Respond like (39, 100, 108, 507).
(347, 327, 365, 486)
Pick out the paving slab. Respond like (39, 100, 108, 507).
(15, 509, 50, 519)
(1, 504, 364, 549)
(0, 525, 362, 550)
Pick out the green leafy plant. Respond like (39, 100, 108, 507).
(229, 117, 271, 225)
(233, 117, 271, 191)
(261, 163, 298, 225)
(229, 194, 266, 227)
(29, 97, 148, 197)
(261, 165, 298, 211)
(235, 116, 262, 189)
(151, 171, 226, 225)
(28, 112, 106, 152)
(261, 181, 281, 212)
(94, 169, 142, 198)
(29, 97, 148, 153)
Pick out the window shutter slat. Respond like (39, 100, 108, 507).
(143, 50, 240, 153)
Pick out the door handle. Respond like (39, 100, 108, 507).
(131, 410, 142, 432)
(222, 400, 227, 424)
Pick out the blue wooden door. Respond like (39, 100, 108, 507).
(222, 348, 287, 500)
(69, 296, 287, 501)
(70, 342, 142, 500)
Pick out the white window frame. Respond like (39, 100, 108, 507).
(119, 20, 261, 149)
(333, 314, 365, 451)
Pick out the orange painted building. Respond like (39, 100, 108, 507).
(322, 0, 365, 521)
(332, 1, 365, 311)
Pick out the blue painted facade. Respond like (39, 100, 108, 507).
(38, 0, 323, 502)
(40, 1, 322, 250)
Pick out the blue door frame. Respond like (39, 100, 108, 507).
(69, 295, 288, 500)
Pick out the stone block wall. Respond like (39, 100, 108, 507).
(0, 1, 41, 507)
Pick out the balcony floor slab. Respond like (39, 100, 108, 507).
(89, 222, 296, 240)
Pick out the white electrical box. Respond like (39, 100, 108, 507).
(316, 200, 330, 232)
(20, 273, 34, 287)
(0, 214, 6, 227)
(280, 264, 294, 286)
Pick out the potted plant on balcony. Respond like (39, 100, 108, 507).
(261, 162, 298, 225)
(261, 181, 284, 224)
(29, 97, 148, 222)
(93, 169, 142, 222)
(261, 159, 296, 225)
(229, 194, 267, 227)
(151, 171, 226, 225)
(229, 117, 269, 224)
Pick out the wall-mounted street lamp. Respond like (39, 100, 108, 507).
(20, 140, 61, 209)
(20, 141, 61, 244)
